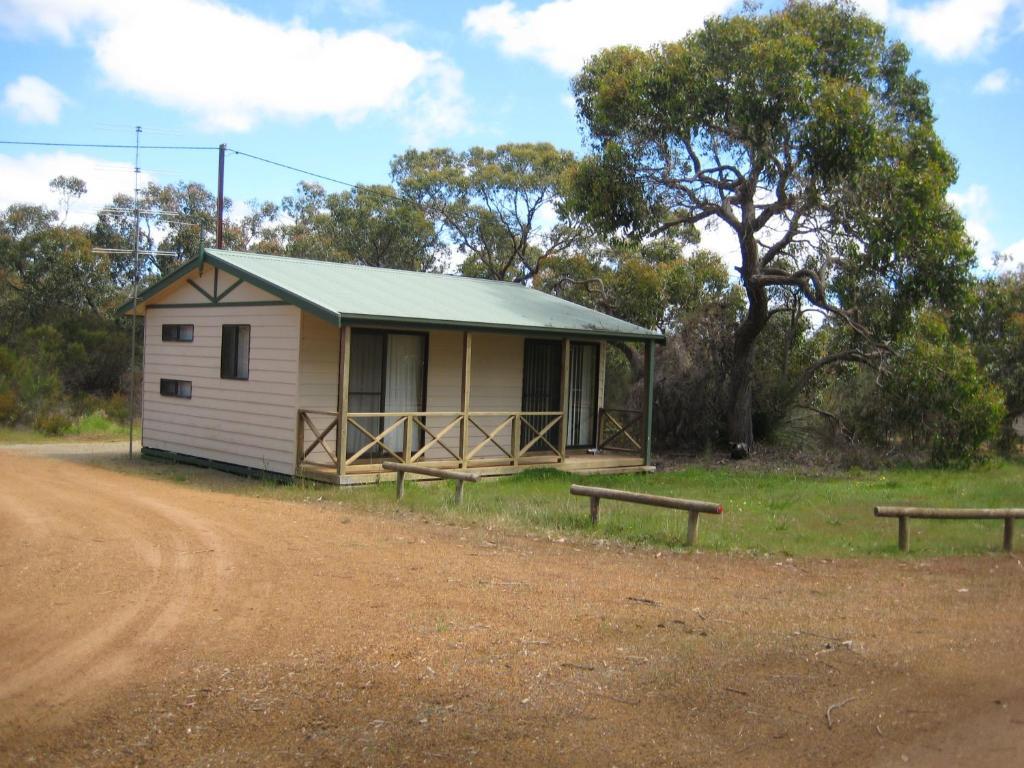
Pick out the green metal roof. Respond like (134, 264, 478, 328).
(125, 248, 664, 342)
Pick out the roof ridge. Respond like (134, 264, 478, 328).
(207, 248, 531, 289)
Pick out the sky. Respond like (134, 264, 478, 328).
(0, 0, 1022, 272)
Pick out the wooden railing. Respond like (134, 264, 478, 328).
(297, 409, 565, 473)
(597, 408, 643, 453)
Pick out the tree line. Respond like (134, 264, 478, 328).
(1, 1, 1020, 464)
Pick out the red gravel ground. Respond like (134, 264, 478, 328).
(1, 451, 1022, 766)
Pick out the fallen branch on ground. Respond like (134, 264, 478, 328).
(826, 697, 857, 729)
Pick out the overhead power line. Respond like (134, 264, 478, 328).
(0, 139, 219, 151)
(229, 149, 365, 191)
(229, 147, 439, 220)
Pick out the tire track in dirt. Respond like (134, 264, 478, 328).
(0, 454, 233, 727)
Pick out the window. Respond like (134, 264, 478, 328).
(159, 378, 192, 398)
(567, 342, 599, 448)
(220, 325, 250, 380)
(347, 331, 427, 457)
(161, 324, 194, 342)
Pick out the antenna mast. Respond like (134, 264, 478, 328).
(128, 126, 141, 459)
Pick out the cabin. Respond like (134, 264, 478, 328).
(121, 248, 664, 484)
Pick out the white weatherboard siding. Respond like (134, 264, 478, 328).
(422, 331, 524, 461)
(298, 313, 340, 466)
(142, 273, 301, 475)
(466, 333, 525, 459)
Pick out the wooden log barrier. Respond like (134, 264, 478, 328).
(570, 484, 723, 547)
(874, 506, 1024, 553)
(382, 462, 480, 504)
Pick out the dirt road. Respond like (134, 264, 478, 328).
(1, 451, 1022, 766)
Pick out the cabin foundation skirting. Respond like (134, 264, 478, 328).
(140, 446, 293, 483)
(141, 446, 653, 486)
(298, 456, 656, 486)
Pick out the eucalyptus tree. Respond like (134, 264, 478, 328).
(391, 142, 583, 281)
(280, 182, 441, 271)
(569, 0, 975, 451)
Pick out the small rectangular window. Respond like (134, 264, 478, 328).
(220, 325, 250, 380)
(161, 324, 194, 342)
(159, 378, 192, 398)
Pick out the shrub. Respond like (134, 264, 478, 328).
(0, 345, 62, 426)
(838, 312, 1006, 466)
(34, 411, 73, 435)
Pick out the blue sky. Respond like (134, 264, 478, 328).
(1, 0, 1022, 271)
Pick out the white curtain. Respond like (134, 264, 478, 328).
(383, 334, 424, 452)
(568, 343, 598, 447)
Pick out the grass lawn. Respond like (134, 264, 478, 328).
(88, 451, 1024, 558)
(0, 414, 131, 443)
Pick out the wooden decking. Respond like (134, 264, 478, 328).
(298, 450, 653, 486)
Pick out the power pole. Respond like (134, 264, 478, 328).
(216, 143, 226, 247)
(128, 126, 142, 459)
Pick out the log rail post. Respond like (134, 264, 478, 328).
(874, 506, 1024, 553)
(383, 461, 480, 505)
(571, 485, 723, 547)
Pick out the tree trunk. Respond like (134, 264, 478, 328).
(726, 336, 755, 450)
(727, 211, 769, 456)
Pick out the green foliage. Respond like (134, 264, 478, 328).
(569, 0, 975, 446)
(392, 143, 581, 281)
(0, 345, 62, 426)
(34, 410, 73, 435)
(0, 204, 118, 328)
(278, 182, 441, 271)
(956, 268, 1024, 446)
(837, 313, 1005, 465)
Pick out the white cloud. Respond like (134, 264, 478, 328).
(945, 183, 1021, 270)
(466, 0, 1018, 74)
(399, 60, 469, 148)
(3, 75, 66, 124)
(0, 151, 148, 226)
(948, 184, 995, 254)
(0, 0, 467, 137)
(975, 68, 1010, 93)
(889, 0, 1012, 59)
(854, 0, 892, 19)
(998, 238, 1024, 270)
(464, 0, 735, 75)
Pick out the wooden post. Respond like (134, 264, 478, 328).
(686, 510, 700, 547)
(403, 414, 413, 462)
(511, 414, 521, 467)
(337, 325, 351, 477)
(898, 515, 908, 552)
(589, 496, 600, 524)
(1004, 517, 1015, 553)
(642, 339, 655, 466)
(396, 469, 405, 500)
(459, 332, 472, 469)
(295, 411, 304, 475)
(454, 479, 465, 505)
(558, 338, 571, 462)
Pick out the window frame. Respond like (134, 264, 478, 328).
(220, 324, 251, 381)
(159, 378, 192, 399)
(161, 323, 194, 342)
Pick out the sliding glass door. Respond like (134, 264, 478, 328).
(521, 339, 562, 452)
(347, 330, 426, 457)
(521, 339, 599, 452)
(567, 342, 598, 448)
